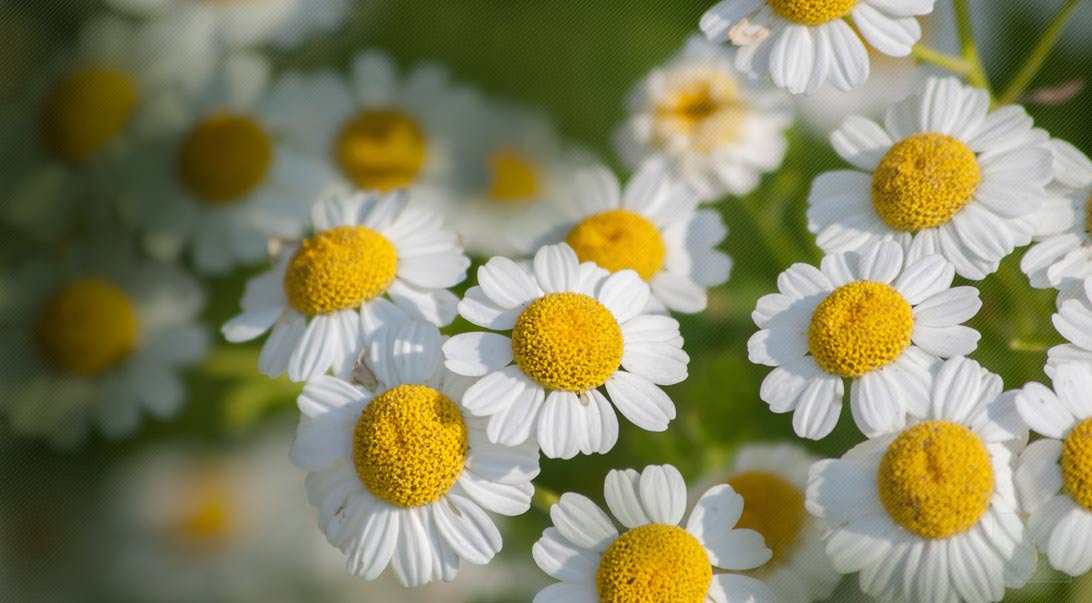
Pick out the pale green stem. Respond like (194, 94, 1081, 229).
(952, 0, 993, 94)
(910, 45, 969, 76)
(998, 0, 1080, 105)
(532, 487, 560, 514)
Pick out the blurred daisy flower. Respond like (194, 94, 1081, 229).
(443, 243, 689, 459)
(532, 464, 774, 603)
(751, 240, 981, 439)
(290, 316, 540, 587)
(525, 162, 731, 314)
(221, 190, 469, 383)
(0, 240, 207, 446)
(1022, 140, 1092, 290)
(808, 76, 1053, 280)
(614, 35, 791, 200)
(116, 53, 339, 274)
(807, 356, 1033, 602)
(700, 0, 937, 94)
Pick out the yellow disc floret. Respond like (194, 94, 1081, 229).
(597, 523, 712, 603)
(488, 148, 539, 203)
(352, 384, 468, 508)
(766, 0, 857, 25)
(176, 113, 273, 204)
(807, 281, 913, 378)
(655, 70, 747, 152)
(35, 278, 139, 376)
(334, 109, 426, 192)
(169, 470, 237, 551)
(41, 66, 138, 163)
(871, 132, 982, 232)
(565, 210, 667, 281)
(727, 471, 806, 566)
(878, 420, 994, 539)
(1062, 418, 1092, 511)
(283, 225, 398, 316)
(511, 292, 623, 392)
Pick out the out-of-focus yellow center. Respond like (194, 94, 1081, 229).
(807, 281, 913, 378)
(40, 66, 137, 163)
(488, 148, 539, 203)
(36, 278, 139, 376)
(766, 0, 858, 25)
(1063, 418, 1092, 511)
(871, 133, 982, 232)
(169, 473, 237, 550)
(283, 225, 398, 316)
(511, 292, 623, 392)
(655, 71, 747, 152)
(727, 471, 806, 566)
(176, 113, 273, 204)
(334, 109, 426, 192)
(596, 523, 712, 603)
(565, 209, 666, 281)
(878, 421, 994, 539)
(352, 384, 468, 508)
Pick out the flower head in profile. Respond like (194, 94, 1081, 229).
(1021, 139, 1092, 290)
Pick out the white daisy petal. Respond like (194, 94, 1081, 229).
(442, 332, 513, 377)
(258, 313, 306, 378)
(539, 390, 588, 460)
(1014, 382, 1075, 440)
(485, 380, 546, 447)
(390, 509, 434, 587)
(831, 115, 893, 171)
(1047, 503, 1092, 576)
(457, 286, 520, 330)
(532, 527, 600, 582)
(604, 468, 652, 529)
(853, 5, 920, 57)
(345, 502, 399, 580)
(432, 494, 502, 566)
(551, 492, 618, 552)
(478, 256, 542, 309)
(687, 484, 744, 545)
(1014, 439, 1063, 515)
(637, 464, 687, 526)
(533, 582, 598, 603)
(708, 573, 776, 603)
(534, 244, 581, 293)
(457, 471, 533, 516)
(597, 270, 650, 324)
(605, 371, 676, 432)
(770, 25, 816, 95)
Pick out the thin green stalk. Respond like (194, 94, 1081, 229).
(910, 45, 969, 76)
(998, 0, 1080, 105)
(531, 487, 560, 513)
(952, 0, 993, 94)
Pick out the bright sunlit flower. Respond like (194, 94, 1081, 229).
(750, 240, 981, 439)
(1021, 139, 1092, 290)
(807, 356, 1034, 602)
(700, 0, 937, 94)
(532, 464, 774, 603)
(807, 77, 1053, 280)
(290, 316, 540, 587)
(442, 243, 689, 459)
(221, 190, 469, 382)
(614, 35, 791, 200)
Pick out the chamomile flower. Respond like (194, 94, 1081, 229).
(117, 53, 339, 274)
(523, 162, 731, 314)
(1046, 276, 1092, 373)
(221, 190, 469, 383)
(807, 356, 1034, 603)
(290, 317, 540, 587)
(750, 240, 981, 439)
(807, 76, 1053, 280)
(442, 243, 689, 459)
(700, 0, 937, 94)
(1021, 139, 1092, 290)
(0, 240, 208, 446)
(532, 464, 774, 603)
(614, 35, 791, 200)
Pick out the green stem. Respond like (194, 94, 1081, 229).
(910, 45, 969, 76)
(952, 0, 993, 94)
(532, 486, 560, 513)
(997, 0, 1080, 105)
(737, 199, 810, 269)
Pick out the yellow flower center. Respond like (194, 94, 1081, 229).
(871, 133, 982, 232)
(169, 471, 237, 551)
(726, 471, 806, 566)
(597, 523, 712, 603)
(655, 71, 747, 152)
(807, 281, 913, 378)
(565, 210, 666, 281)
(1062, 418, 1092, 511)
(488, 148, 540, 204)
(334, 109, 426, 192)
(176, 113, 273, 205)
(352, 384, 468, 508)
(40, 66, 138, 163)
(35, 278, 139, 376)
(511, 292, 623, 392)
(878, 421, 994, 539)
(765, 0, 858, 25)
(283, 225, 398, 316)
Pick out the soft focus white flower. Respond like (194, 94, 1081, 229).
(1046, 276, 1092, 374)
(1021, 139, 1092, 290)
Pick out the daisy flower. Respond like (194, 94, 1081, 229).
(807, 76, 1053, 280)
(116, 53, 339, 274)
(749, 239, 981, 439)
(290, 316, 540, 587)
(0, 239, 208, 446)
(807, 356, 1034, 603)
(221, 190, 469, 383)
(523, 161, 731, 314)
(614, 34, 791, 200)
(442, 243, 689, 459)
(532, 464, 774, 603)
(1021, 139, 1092, 290)
(700, 0, 937, 94)
(1046, 276, 1092, 374)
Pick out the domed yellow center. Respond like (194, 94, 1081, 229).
(334, 109, 426, 192)
(808, 281, 913, 378)
(727, 471, 806, 566)
(766, 0, 858, 25)
(878, 421, 994, 539)
(283, 225, 398, 316)
(871, 133, 982, 232)
(565, 210, 666, 281)
(511, 292, 623, 392)
(488, 148, 539, 203)
(41, 66, 138, 163)
(597, 523, 712, 603)
(176, 113, 273, 205)
(656, 71, 747, 151)
(1062, 418, 1092, 511)
(352, 384, 468, 508)
(35, 278, 139, 376)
